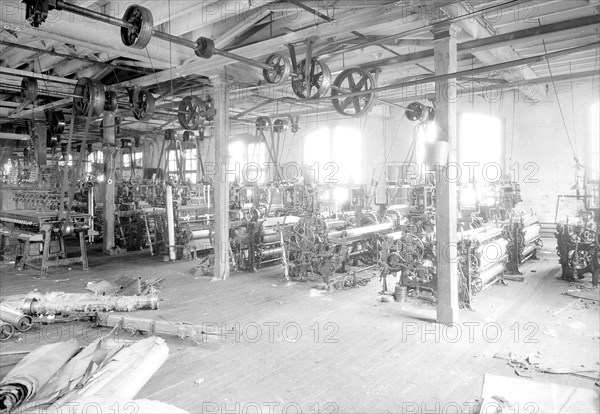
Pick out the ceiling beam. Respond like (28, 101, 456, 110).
(359, 14, 600, 71)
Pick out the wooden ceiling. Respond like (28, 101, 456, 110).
(0, 0, 598, 136)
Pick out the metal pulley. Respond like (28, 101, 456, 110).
(121, 5, 154, 49)
(73, 77, 105, 117)
(131, 89, 155, 121)
(182, 130, 194, 142)
(405, 102, 435, 122)
(263, 54, 292, 85)
(204, 96, 217, 121)
(195, 37, 216, 58)
(255, 116, 272, 131)
(291, 58, 331, 99)
(104, 91, 118, 112)
(45, 108, 66, 135)
(273, 118, 287, 134)
(20, 76, 39, 101)
(178, 96, 206, 130)
(331, 68, 378, 117)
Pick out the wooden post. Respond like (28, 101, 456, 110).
(432, 23, 460, 324)
(210, 74, 230, 280)
(102, 112, 117, 255)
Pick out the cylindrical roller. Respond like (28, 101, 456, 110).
(263, 216, 300, 227)
(325, 219, 346, 230)
(190, 229, 210, 240)
(330, 222, 394, 240)
(521, 244, 537, 261)
(21, 293, 159, 315)
(522, 214, 539, 227)
(384, 230, 404, 241)
(522, 224, 541, 244)
(261, 246, 283, 260)
(0, 320, 14, 340)
(0, 303, 33, 332)
(478, 262, 505, 286)
(474, 228, 504, 244)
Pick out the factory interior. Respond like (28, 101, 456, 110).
(0, 0, 599, 413)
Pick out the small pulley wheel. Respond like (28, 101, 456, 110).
(255, 116, 271, 131)
(291, 58, 331, 99)
(121, 5, 154, 49)
(263, 53, 291, 85)
(331, 68, 378, 117)
(45, 109, 66, 135)
(132, 90, 155, 121)
(104, 91, 118, 112)
(20, 77, 38, 101)
(405, 102, 431, 122)
(73, 77, 105, 117)
(195, 36, 215, 58)
(273, 118, 287, 134)
(178, 96, 206, 130)
(182, 130, 194, 142)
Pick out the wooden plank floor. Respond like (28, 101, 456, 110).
(0, 239, 598, 413)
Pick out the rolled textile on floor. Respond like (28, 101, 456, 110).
(0, 341, 80, 413)
(7, 292, 159, 316)
(0, 303, 33, 332)
(54, 337, 169, 406)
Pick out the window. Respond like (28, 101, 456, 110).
(459, 113, 503, 182)
(167, 147, 197, 182)
(416, 123, 438, 165)
(86, 150, 104, 181)
(227, 140, 267, 183)
(123, 151, 142, 169)
(304, 126, 361, 185)
(590, 101, 599, 180)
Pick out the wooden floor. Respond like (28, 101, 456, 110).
(1, 239, 598, 413)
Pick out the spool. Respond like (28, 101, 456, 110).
(0, 303, 33, 332)
(394, 285, 408, 302)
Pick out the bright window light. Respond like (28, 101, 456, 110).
(590, 101, 599, 179)
(304, 126, 362, 185)
(459, 113, 503, 181)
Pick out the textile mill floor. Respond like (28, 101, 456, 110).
(0, 238, 598, 413)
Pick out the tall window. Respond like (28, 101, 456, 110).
(167, 148, 197, 182)
(304, 126, 361, 185)
(86, 150, 104, 181)
(459, 113, 503, 182)
(228, 140, 267, 183)
(122, 151, 142, 169)
(590, 101, 599, 180)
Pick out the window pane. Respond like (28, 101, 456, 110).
(459, 113, 503, 182)
(304, 128, 330, 166)
(333, 126, 361, 185)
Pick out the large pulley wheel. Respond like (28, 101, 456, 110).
(104, 91, 118, 112)
(132, 90, 155, 121)
(263, 53, 291, 85)
(255, 116, 271, 131)
(331, 68, 377, 117)
(195, 36, 215, 58)
(291, 58, 331, 99)
(397, 234, 424, 263)
(45, 109, 66, 135)
(293, 225, 317, 251)
(121, 5, 153, 49)
(20, 77, 38, 101)
(73, 77, 105, 117)
(178, 96, 206, 130)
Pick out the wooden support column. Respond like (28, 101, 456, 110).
(36, 124, 47, 166)
(102, 112, 117, 255)
(210, 74, 230, 280)
(432, 23, 460, 324)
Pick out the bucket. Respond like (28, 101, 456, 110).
(394, 285, 408, 302)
